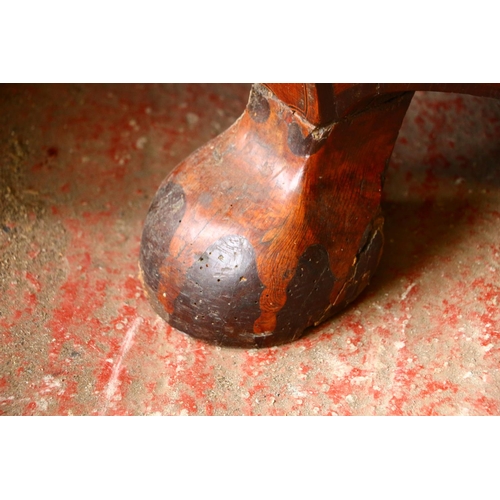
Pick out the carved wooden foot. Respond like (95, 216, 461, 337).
(140, 83, 500, 347)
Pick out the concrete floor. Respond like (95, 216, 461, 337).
(1, 83, 500, 416)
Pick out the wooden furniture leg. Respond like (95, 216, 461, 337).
(139, 83, 500, 348)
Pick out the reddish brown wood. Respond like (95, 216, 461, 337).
(263, 83, 500, 125)
(140, 83, 500, 347)
(262, 84, 336, 125)
(329, 83, 500, 123)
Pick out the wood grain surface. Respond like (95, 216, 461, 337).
(140, 83, 500, 347)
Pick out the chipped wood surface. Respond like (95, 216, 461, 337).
(140, 83, 500, 347)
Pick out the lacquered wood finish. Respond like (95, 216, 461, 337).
(140, 82, 500, 347)
(265, 83, 500, 125)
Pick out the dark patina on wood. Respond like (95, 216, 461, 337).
(140, 83, 500, 347)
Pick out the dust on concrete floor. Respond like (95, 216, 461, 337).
(1, 84, 500, 415)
